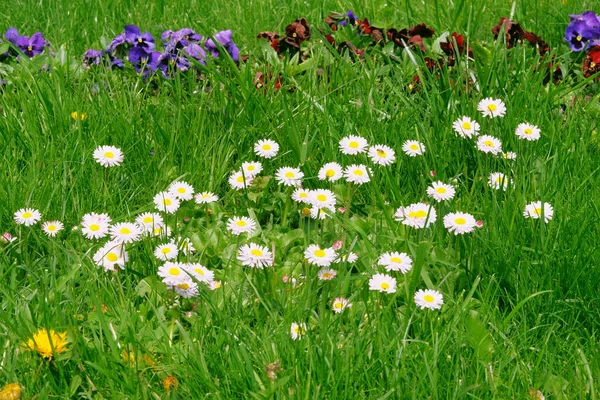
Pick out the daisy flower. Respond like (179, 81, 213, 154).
(310, 204, 336, 220)
(154, 242, 179, 261)
(369, 273, 397, 293)
(172, 279, 199, 298)
(183, 263, 215, 283)
(378, 252, 413, 273)
(318, 268, 337, 280)
(209, 280, 222, 290)
(344, 164, 370, 184)
(402, 140, 426, 157)
(195, 191, 219, 204)
(476, 135, 503, 155)
(368, 145, 396, 166)
(334, 252, 358, 264)
(304, 244, 337, 267)
(290, 322, 307, 340)
(309, 189, 337, 208)
(488, 173, 511, 190)
(443, 212, 477, 235)
(275, 167, 304, 187)
(241, 161, 263, 177)
(254, 139, 279, 158)
(93, 241, 127, 271)
(395, 203, 437, 229)
(332, 297, 352, 313)
(452, 116, 480, 138)
(515, 123, 541, 141)
(158, 261, 187, 285)
(135, 212, 164, 233)
(177, 237, 196, 255)
(93, 145, 124, 167)
(152, 225, 172, 238)
(427, 181, 456, 202)
(109, 222, 142, 244)
(154, 192, 180, 214)
(477, 98, 506, 118)
(14, 208, 42, 226)
(226, 216, 257, 235)
(318, 162, 343, 181)
(291, 188, 312, 204)
(238, 243, 274, 268)
(502, 152, 517, 160)
(81, 212, 111, 239)
(523, 201, 553, 222)
(229, 171, 254, 190)
(414, 289, 444, 310)
(41, 221, 64, 237)
(168, 181, 195, 201)
(339, 135, 368, 155)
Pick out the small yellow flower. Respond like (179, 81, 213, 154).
(162, 376, 179, 391)
(0, 383, 22, 400)
(25, 328, 68, 359)
(71, 112, 87, 121)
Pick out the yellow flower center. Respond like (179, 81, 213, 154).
(410, 144, 419, 150)
(334, 302, 344, 309)
(47, 225, 56, 231)
(380, 282, 390, 290)
(424, 295, 435, 302)
(390, 257, 401, 263)
(576, 35, 582, 41)
(301, 207, 311, 216)
(143, 217, 153, 223)
(533, 207, 542, 216)
(104, 151, 114, 158)
(161, 247, 171, 254)
(353, 169, 363, 176)
(163, 198, 172, 205)
(236, 176, 244, 182)
(202, 194, 210, 198)
(194, 267, 205, 275)
(250, 249, 263, 256)
(376, 149, 386, 157)
(90, 224, 100, 231)
(138, 38, 143, 43)
(285, 172, 295, 178)
(436, 187, 447, 194)
(262, 144, 271, 150)
(247, 165, 255, 171)
(487, 103, 497, 111)
(314, 249, 326, 257)
(455, 217, 466, 225)
(322, 273, 332, 279)
(484, 140, 494, 147)
(408, 210, 427, 219)
(177, 283, 190, 290)
(236, 220, 247, 226)
(524, 128, 532, 134)
(292, 33, 297, 38)
(300, 192, 308, 198)
(119, 228, 131, 234)
(316, 194, 327, 202)
(107, 253, 118, 262)
(462, 121, 471, 130)
(28, 46, 33, 51)
(349, 141, 359, 148)
(325, 169, 335, 177)
(22, 212, 32, 218)
(168, 268, 180, 276)
(177, 187, 186, 193)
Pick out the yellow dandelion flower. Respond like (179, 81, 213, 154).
(25, 328, 68, 359)
(71, 112, 87, 121)
(162, 376, 179, 391)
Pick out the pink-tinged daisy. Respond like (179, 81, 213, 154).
(93, 145, 124, 167)
(14, 208, 42, 226)
(477, 98, 506, 118)
(426, 181, 456, 202)
(394, 203, 437, 229)
(41, 221, 64, 237)
(344, 164, 370, 184)
(443, 212, 477, 235)
(332, 297, 352, 313)
(109, 222, 142, 244)
(229, 171, 254, 190)
(168, 181, 195, 201)
(318, 162, 343, 181)
(368, 144, 396, 166)
(377, 252, 413, 273)
(254, 139, 279, 158)
(275, 167, 304, 187)
(476, 135, 502, 155)
(339, 135, 368, 155)
(238, 243, 274, 268)
(515, 123, 541, 141)
(369, 273, 397, 293)
(195, 191, 219, 204)
(452, 116, 480, 138)
(402, 140, 425, 157)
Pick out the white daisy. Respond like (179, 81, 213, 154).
(318, 268, 337, 280)
(290, 322, 307, 340)
(369, 273, 397, 293)
(477, 98, 506, 118)
(93, 241, 127, 271)
(318, 162, 343, 182)
(41, 221, 64, 237)
(476, 135, 503, 155)
(177, 237, 196, 255)
(291, 188, 313, 204)
(172, 279, 199, 298)
(254, 139, 280, 158)
(237, 243, 274, 268)
(275, 167, 304, 187)
(394, 203, 437, 229)
(523, 201, 553, 223)
(168, 181, 195, 201)
(334, 252, 358, 264)
(309, 189, 337, 208)
(378, 252, 413, 273)
(339, 135, 368, 155)
(515, 123, 541, 141)
(158, 261, 187, 285)
(344, 164, 370, 184)
(241, 161, 263, 177)
(452, 116, 480, 138)
(135, 212, 164, 233)
(310, 204, 336, 220)
(502, 152, 517, 160)
(152, 225, 172, 238)
(426, 181, 456, 202)
(93, 145, 124, 167)
(81, 212, 111, 239)
(109, 222, 143, 244)
(304, 244, 337, 267)
(443, 212, 477, 235)
(209, 280, 222, 290)
(332, 297, 352, 313)
(402, 140, 426, 157)
(153, 192, 181, 214)
(183, 263, 215, 283)
(368, 145, 396, 166)
(488, 173, 511, 190)
(226, 216, 257, 235)
(195, 191, 219, 204)
(414, 289, 444, 310)
(229, 170, 254, 190)
(14, 208, 42, 226)
(154, 242, 179, 261)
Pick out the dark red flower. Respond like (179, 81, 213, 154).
(285, 18, 310, 45)
(387, 24, 434, 51)
(325, 12, 345, 31)
(582, 46, 600, 79)
(491, 17, 525, 48)
(523, 31, 550, 56)
(257, 32, 281, 53)
(440, 32, 473, 66)
(337, 41, 364, 60)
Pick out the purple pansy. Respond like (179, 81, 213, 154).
(83, 49, 104, 67)
(339, 10, 359, 27)
(205, 30, 239, 63)
(565, 11, 600, 51)
(129, 47, 160, 76)
(106, 33, 130, 54)
(183, 43, 207, 64)
(5, 28, 48, 58)
(157, 52, 190, 78)
(124, 25, 155, 51)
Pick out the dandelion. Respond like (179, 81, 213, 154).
(229, 171, 254, 190)
(168, 181, 195, 201)
(369, 273, 397, 293)
(344, 164, 370, 184)
(183, 263, 215, 283)
(318, 162, 343, 181)
(81, 212, 111, 239)
(290, 322, 307, 340)
(154, 192, 180, 214)
(334, 252, 358, 264)
(154, 242, 179, 261)
(254, 139, 279, 158)
(332, 297, 352, 313)
(93, 145, 124, 167)
(195, 191, 219, 204)
(41, 221, 64, 237)
(14, 208, 41, 226)
(427, 182, 456, 202)
(275, 167, 304, 187)
(93, 241, 128, 271)
(378, 252, 413, 273)
(0, 383, 22, 400)
(488, 173, 510, 190)
(476, 135, 503, 155)
(402, 140, 426, 157)
(318, 268, 337, 280)
(291, 188, 312, 204)
(25, 328, 68, 359)
(238, 243, 274, 268)
(523, 201, 553, 222)
(477, 98, 506, 118)
(443, 212, 477, 235)
(515, 123, 541, 141)
(452, 116, 480, 138)
(158, 261, 187, 285)
(339, 135, 368, 155)
(304, 244, 337, 267)
(414, 289, 444, 310)
(502, 151, 517, 160)
(309, 189, 337, 208)
(109, 222, 142, 244)
(395, 203, 437, 229)
(368, 144, 396, 166)
(242, 161, 263, 177)
(226, 216, 257, 235)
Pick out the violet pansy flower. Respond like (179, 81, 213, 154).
(5, 28, 48, 58)
(124, 25, 155, 51)
(205, 30, 239, 63)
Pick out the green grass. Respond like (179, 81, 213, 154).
(1, 0, 599, 398)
